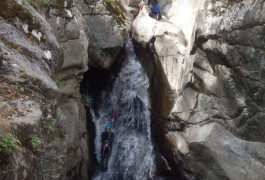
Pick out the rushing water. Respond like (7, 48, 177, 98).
(92, 38, 155, 180)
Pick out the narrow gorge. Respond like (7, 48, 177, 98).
(0, 0, 265, 180)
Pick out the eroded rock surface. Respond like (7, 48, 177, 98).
(76, 0, 132, 69)
(0, 0, 131, 179)
(0, 0, 90, 179)
(133, 0, 265, 179)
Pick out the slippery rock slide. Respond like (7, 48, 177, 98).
(91, 38, 155, 179)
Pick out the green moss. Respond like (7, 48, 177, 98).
(30, 134, 42, 149)
(53, 0, 73, 8)
(0, 36, 34, 62)
(41, 118, 55, 135)
(104, 0, 114, 4)
(105, 0, 127, 26)
(0, 133, 21, 155)
(0, 0, 21, 19)
(40, 117, 65, 139)
(0, 0, 41, 30)
(28, 0, 49, 10)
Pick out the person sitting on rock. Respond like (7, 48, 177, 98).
(139, 0, 162, 20)
(149, 2, 162, 20)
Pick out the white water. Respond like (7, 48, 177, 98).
(92, 38, 155, 180)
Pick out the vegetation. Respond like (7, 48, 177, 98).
(28, 0, 49, 9)
(0, 133, 21, 155)
(105, 0, 126, 26)
(40, 118, 65, 138)
(30, 135, 42, 149)
(104, 0, 114, 4)
(41, 118, 55, 135)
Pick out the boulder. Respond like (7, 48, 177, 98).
(181, 123, 265, 180)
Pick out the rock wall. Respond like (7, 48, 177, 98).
(1, 0, 264, 179)
(0, 0, 131, 179)
(76, 0, 132, 69)
(132, 0, 265, 179)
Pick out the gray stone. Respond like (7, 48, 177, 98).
(77, 0, 132, 68)
(132, 0, 265, 179)
(182, 123, 265, 180)
(33, 140, 67, 180)
(57, 99, 85, 145)
(0, 0, 90, 179)
(60, 37, 88, 70)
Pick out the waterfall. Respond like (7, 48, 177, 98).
(92, 38, 155, 179)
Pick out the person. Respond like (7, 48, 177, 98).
(139, 0, 162, 20)
(139, 0, 157, 10)
(138, 0, 145, 11)
(149, 2, 162, 20)
(101, 123, 114, 170)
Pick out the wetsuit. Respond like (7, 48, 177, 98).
(101, 130, 114, 169)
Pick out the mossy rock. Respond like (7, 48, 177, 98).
(48, 0, 73, 8)
(105, 0, 127, 26)
(0, 0, 41, 30)
(28, 0, 49, 10)
(0, 36, 36, 61)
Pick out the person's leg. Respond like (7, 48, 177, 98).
(109, 145, 112, 157)
(105, 147, 110, 168)
(101, 146, 104, 168)
(103, 144, 109, 169)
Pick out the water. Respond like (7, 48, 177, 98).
(92, 38, 155, 180)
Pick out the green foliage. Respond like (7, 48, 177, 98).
(28, 0, 48, 9)
(0, 133, 21, 155)
(105, 0, 126, 26)
(41, 118, 54, 135)
(30, 135, 41, 149)
(104, 0, 114, 4)
(40, 0, 48, 6)
(12, 82, 23, 92)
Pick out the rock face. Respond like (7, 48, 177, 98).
(0, 0, 131, 179)
(133, 0, 265, 179)
(76, 0, 132, 69)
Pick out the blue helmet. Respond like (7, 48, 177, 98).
(105, 123, 111, 129)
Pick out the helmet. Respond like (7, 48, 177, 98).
(105, 123, 111, 129)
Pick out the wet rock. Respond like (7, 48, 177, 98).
(132, 0, 265, 179)
(155, 154, 172, 177)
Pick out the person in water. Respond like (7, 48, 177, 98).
(101, 123, 114, 170)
